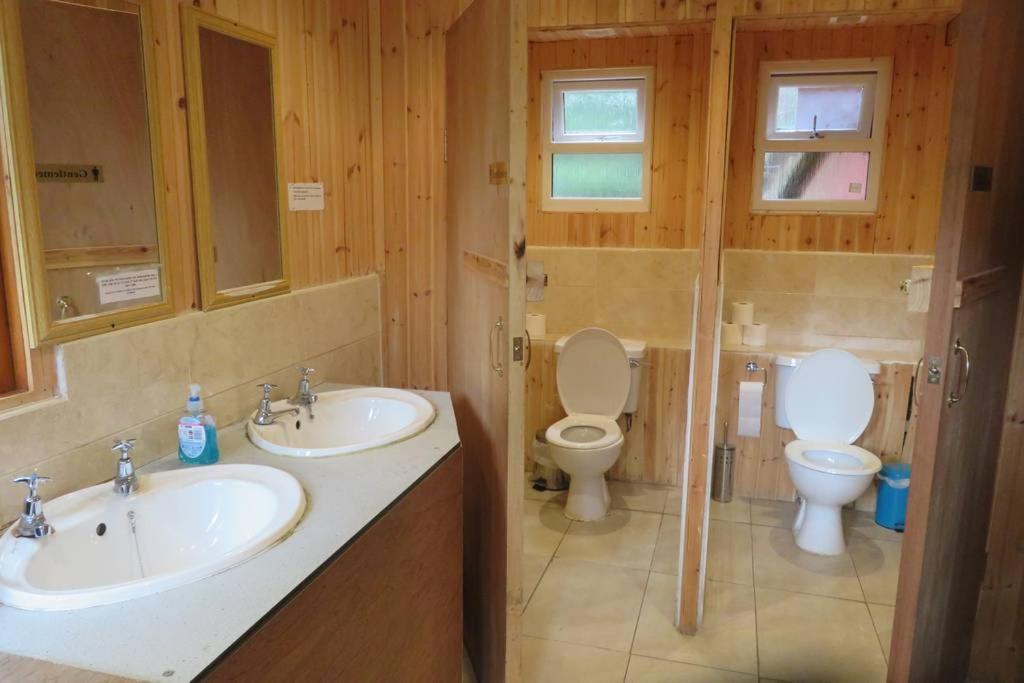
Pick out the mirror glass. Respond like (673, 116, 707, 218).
(187, 16, 285, 305)
(18, 0, 166, 325)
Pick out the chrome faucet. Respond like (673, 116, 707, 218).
(111, 438, 139, 496)
(11, 473, 55, 539)
(253, 383, 300, 426)
(289, 366, 317, 418)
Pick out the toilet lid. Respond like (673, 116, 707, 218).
(784, 349, 874, 444)
(556, 328, 630, 419)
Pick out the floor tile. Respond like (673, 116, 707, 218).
(868, 603, 895, 662)
(849, 534, 902, 606)
(633, 574, 758, 674)
(711, 497, 752, 523)
(844, 509, 904, 543)
(651, 514, 680, 574)
(524, 478, 569, 505)
(522, 558, 648, 652)
(522, 553, 549, 607)
(610, 480, 671, 513)
(625, 655, 756, 682)
(749, 499, 798, 528)
(664, 487, 681, 515)
(708, 519, 754, 585)
(523, 499, 571, 559)
(556, 509, 661, 570)
(521, 636, 629, 683)
(756, 588, 888, 683)
(751, 525, 863, 601)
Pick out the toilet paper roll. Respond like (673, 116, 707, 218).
(742, 322, 768, 347)
(731, 301, 755, 326)
(526, 313, 547, 338)
(721, 322, 742, 346)
(738, 380, 764, 437)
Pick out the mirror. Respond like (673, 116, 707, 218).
(181, 8, 288, 310)
(0, 0, 173, 344)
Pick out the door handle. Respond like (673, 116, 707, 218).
(489, 317, 504, 377)
(912, 357, 924, 406)
(947, 339, 971, 406)
(524, 328, 533, 370)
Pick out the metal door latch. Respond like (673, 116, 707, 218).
(926, 357, 942, 384)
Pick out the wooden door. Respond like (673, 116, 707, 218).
(446, 0, 527, 680)
(890, 1, 1024, 680)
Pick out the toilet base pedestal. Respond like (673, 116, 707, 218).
(793, 499, 846, 556)
(563, 475, 610, 522)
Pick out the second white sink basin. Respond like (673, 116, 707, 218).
(0, 464, 305, 611)
(247, 387, 436, 457)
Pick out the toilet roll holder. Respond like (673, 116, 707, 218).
(745, 361, 768, 386)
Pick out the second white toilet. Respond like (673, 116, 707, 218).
(546, 328, 645, 521)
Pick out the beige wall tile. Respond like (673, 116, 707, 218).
(724, 250, 817, 293)
(594, 287, 690, 340)
(596, 248, 698, 290)
(815, 254, 933, 300)
(812, 297, 927, 340)
(528, 286, 595, 335)
(723, 290, 815, 338)
(0, 276, 382, 525)
(526, 246, 598, 287)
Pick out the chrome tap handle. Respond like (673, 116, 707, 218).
(111, 438, 137, 459)
(12, 473, 51, 498)
(296, 367, 315, 379)
(257, 383, 277, 400)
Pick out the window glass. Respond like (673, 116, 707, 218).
(761, 151, 870, 201)
(561, 88, 639, 136)
(552, 153, 643, 199)
(774, 83, 865, 134)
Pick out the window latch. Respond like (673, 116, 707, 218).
(809, 114, 824, 139)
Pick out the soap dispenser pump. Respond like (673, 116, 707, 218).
(178, 384, 220, 465)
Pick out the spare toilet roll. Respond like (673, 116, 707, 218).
(742, 322, 768, 347)
(526, 313, 547, 338)
(731, 301, 755, 326)
(721, 322, 742, 346)
(737, 381, 764, 437)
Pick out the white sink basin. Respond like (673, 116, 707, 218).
(247, 387, 436, 457)
(0, 464, 304, 611)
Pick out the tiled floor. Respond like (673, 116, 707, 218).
(521, 482, 903, 682)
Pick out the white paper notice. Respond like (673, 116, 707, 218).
(288, 182, 325, 211)
(96, 268, 161, 304)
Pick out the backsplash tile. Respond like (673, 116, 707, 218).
(0, 275, 382, 525)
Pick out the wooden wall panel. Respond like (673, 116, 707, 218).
(527, 34, 711, 249)
(715, 351, 917, 501)
(377, 0, 472, 391)
(524, 339, 689, 486)
(526, 0, 962, 29)
(724, 25, 956, 254)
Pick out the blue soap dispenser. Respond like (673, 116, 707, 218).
(178, 383, 220, 465)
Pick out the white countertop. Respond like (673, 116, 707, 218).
(0, 386, 460, 681)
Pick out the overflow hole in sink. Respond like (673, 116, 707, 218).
(295, 420, 301, 430)
(96, 523, 106, 536)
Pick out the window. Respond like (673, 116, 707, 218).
(752, 59, 891, 213)
(541, 67, 654, 212)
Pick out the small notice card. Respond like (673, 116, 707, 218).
(96, 268, 161, 305)
(288, 182, 325, 211)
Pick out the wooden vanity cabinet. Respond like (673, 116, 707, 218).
(201, 448, 463, 682)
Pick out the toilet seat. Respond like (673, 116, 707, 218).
(546, 415, 623, 451)
(785, 440, 881, 476)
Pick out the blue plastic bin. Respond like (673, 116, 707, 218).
(875, 463, 910, 531)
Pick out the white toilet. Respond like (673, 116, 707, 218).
(546, 328, 645, 521)
(775, 349, 883, 555)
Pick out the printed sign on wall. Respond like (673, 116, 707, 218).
(36, 164, 104, 183)
(287, 182, 325, 211)
(96, 268, 161, 305)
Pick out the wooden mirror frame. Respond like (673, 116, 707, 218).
(180, 7, 289, 312)
(0, 0, 175, 345)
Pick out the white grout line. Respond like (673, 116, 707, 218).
(749, 512, 761, 679)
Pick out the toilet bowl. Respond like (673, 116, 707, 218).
(546, 328, 638, 521)
(779, 349, 882, 555)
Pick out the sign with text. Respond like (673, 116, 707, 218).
(96, 268, 161, 305)
(287, 182, 325, 211)
(36, 164, 104, 183)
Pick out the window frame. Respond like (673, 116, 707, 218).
(540, 66, 654, 213)
(751, 58, 892, 214)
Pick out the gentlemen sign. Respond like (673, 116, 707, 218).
(35, 164, 104, 183)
